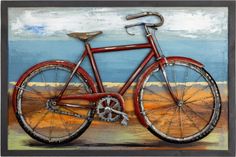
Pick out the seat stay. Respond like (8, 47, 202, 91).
(57, 51, 88, 100)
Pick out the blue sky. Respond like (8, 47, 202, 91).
(8, 7, 228, 82)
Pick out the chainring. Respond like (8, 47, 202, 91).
(96, 96, 122, 122)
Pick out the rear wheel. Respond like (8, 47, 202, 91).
(136, 61, 221, 143)
(14, 62, 96, 144)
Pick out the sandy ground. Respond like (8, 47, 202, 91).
(8, 83, 228, 150)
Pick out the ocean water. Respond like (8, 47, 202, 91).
(8, 39, 228, 82)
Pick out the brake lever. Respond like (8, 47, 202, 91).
(125, 27, 135, 36)
(124, 22, 144, 36)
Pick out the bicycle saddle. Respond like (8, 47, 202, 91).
(67, 31, 103, 42)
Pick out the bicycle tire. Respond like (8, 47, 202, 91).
(135, 60, 221, 143)
(12, 60, 97, 144)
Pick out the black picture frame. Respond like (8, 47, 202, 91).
(1, 0, 235, 156)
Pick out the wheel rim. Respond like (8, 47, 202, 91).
(139, 62, 220, 142)
(16, 65, 94, 143)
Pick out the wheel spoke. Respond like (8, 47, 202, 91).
(40, 70, 47, 90)
(16, 85, 47, 101)
(143, 87, 172, 102)
(23, 96, 45, 102)
(171, 65, 179, 99)
(23, 106, 46, 116)
(142, 99, 171, 103)
(186, 100, 214, 112)
(49, 112, 54, 140)
(55, 66, 59, 95)
(32, 110, 50, 131)
(58, 114, 71, 136)
(153, 72, 162, 80)
(179, 107, 184, 138)
(145, 103, 176, 114)
(59, 84, 86, 95)
(152, 73, 167, 89)
(181, 107, 200, 131)
(184, 85, 210, 102)
(149, 105, 176, 125)
(166, 106, 178, 135)
(40, 70, 53, 97)
(184, 103, 209, 123)
(181, 66, 189, 101)
(26, 85, 49, 100)
(181, 74, 202, 97)
(185, 96, 213, 104)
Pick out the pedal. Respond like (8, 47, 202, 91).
(121, 114, 129, 126)
(110, 108, 129, 126)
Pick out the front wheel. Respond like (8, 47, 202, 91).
(13, 61, 97, 144)
(135, 60, 221, 143)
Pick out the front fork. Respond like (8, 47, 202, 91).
(159, 57, 179, 104)
(147, 33, 178, 103)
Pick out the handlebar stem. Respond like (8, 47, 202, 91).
(144, 25, 151, 36)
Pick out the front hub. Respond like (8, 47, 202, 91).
(177, 100, 184, 107)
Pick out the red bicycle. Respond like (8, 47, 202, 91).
(12, 12, 221, 144)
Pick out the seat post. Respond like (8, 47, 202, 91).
(85, 43, 105, 93)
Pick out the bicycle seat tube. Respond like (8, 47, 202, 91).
(85, 43, 106, 93)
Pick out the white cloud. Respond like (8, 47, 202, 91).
(160, 9, 227, 39)
(9, 7, 228, 40)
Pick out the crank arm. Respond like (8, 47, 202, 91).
(110, 108, 129, 126)
(110, 108, 129, 119)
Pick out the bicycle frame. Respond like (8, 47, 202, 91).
(57, 32, 203, 105)
(57, 34, 161, 100)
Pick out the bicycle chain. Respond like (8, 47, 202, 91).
(51, 107, 88, 118)
(49, 107, 106, 122)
